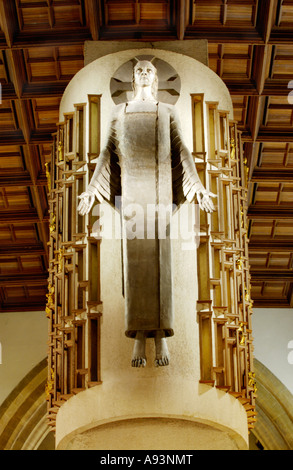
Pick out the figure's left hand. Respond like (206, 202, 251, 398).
(196, 189, 217, 213)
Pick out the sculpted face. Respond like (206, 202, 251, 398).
(134, 61, 156, 88)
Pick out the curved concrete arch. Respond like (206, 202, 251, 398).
(0, 358, 54, 450)
(251, 359, 293, 450)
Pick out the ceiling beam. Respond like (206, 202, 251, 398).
(0, 272, 48, 285)
(256, 130, 293, 143)
(251, 45, 273, 95)
(6, 49, 27, 98)
(184, 27, 264, 44)
(251, 298, 291, 308)
(85, 0, 100, 41)
(249, 240, 293, 252)
(0, 172, 31, 187)
(269, 28, 293, 43)
(0, 242, 45, 256)
(251, 168, 293, 183)
(0, 209, 49, 224)
(251, 270, 293, 281)
(225, 80, 258, 95)
(248, 206, 293, 219)
(263, 79, 293, 96)
(1, 82, 67, 101)
(256, 0, 277, 44)
(0, 174, 47, 187)
(0, 131, 25, 145)
(7, 29, 92, 49)
(0, 300, 46, 312)
(0, 0, 19, 48)
(177, 0, 187, 41)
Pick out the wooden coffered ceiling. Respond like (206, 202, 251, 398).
(0, 0, 292, 311)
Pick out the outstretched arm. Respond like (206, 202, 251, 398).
(196, 187, 217, 213)
(77, 148, 112, 215)
(170, 107, 217, 213)
(77, 107, 121, 216)
(77, 191, 95, 215)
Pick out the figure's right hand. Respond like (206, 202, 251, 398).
(77, 191, 95, 216)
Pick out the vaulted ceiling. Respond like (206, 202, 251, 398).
(0, 0, 292, 312)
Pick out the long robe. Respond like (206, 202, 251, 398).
(87, 101, 204, 338)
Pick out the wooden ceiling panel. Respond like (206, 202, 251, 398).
(20, 254, 45, 272)
(187, 0, 260, 40)
(0, 146, 25, 170)
(0, 224, 14, 242)
(249, 219, 293, 240)
(26, 53, 57, 82)
(208, 43, 254, 80)
(253, 182, 282, 204)
(273, 221, 293, 238)
(223, 56, 250, 77)
(256, 142, 292, 167)
(223, 44, 253, 70)
(32, 97, 60, 129)
(279, 184, 293, 204)
(251, 281, 289, 305)
(249, 220, 275, 239)
(192, 0, 257, 26)
(0, 257, 20, 273)
(0, 254, 45, 274)
(38, 143, 53, 164)
(3, 286, 27, 298)
(104, 0, 170, 25)
(0, 186, 32, 209)
(0, 50, 9, 83)
(225, 3, 257, 25)
(264, 96, 293, 126)
(98, 0, 177, 38)
(8, 223, 40, 242)
(0, 100, 17, 130)
(0, 282, 47, 311)
(24, 46, 84, 83)
(17, 4, 51, 30)
(249, 251, 292, 270)
(29, 61, 57, 81)
(231, 95, 249, 127)
(16, 0, 85, 30)
(277, 1, 293, 26)
(192, 3, 222, 23)
(139, 2, 169, 25)
(272, 44, 293, 79)
(52, 3, 85, 27)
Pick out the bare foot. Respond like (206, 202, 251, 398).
(154, 330, 170, 367)
(131, 330, 147, 367)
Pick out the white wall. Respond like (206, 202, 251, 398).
(0, 311, 48, 405)
(252, 308, 293, 395)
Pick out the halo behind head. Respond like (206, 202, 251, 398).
(132, 60, 159, 100)
(110, 56, 181, 105)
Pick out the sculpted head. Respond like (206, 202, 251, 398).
(132, 60, 158, 100)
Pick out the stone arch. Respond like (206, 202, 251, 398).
(251, 359, 293, 450)
(0, 358, 55, 450)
